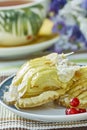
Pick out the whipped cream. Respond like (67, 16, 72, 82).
(57, 54, 80, 82)
(47, 53, 80, 82)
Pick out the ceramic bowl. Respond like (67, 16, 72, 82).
(0, 0, 50, 46)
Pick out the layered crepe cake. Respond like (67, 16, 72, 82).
(55, 66, 87, 109)
(4, 53, 87, 109)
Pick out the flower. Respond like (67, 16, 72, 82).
(78, 17, 87, 41)
(49, 0, 66, 15)
(48, 0, 87, 52)
(52, 21, 66, 34)
(58, 0, 87, 40)
(68, 25, 85, 41)
(81, 0, 87, 10)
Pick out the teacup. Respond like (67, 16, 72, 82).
(0, 0, 50, 46)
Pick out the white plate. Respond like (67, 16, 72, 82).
(0, 75, 87, 122)
(0, 36, 59, 58)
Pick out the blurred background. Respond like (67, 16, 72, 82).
(47, 0, 87, 53)
(0, 0, 87, 74)
(0, 0, 87, 54)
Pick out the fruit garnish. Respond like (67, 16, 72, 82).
(78, 108, 86, 113)
(70, 97, 80, 107)
(65, 108, 79, 115)
(65, 97, 86, 115)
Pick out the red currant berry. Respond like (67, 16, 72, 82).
(65, 108, 79, 115)
(78, 108, 86, 113)
(70, 97, 80, 107)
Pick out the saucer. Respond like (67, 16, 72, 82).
(0, 34, 59, 59)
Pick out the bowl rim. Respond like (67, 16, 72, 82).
(0, 0, 47, 10)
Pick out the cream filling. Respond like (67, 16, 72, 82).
(47, 53, 80, 83)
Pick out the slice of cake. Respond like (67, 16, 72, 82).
(55, 65, 87, 109)
(4, 53, 80, 109)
